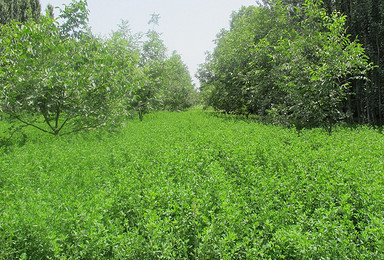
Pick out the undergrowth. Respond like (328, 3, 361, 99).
(1, 109, 384, 259)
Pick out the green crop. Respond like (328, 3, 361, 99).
(1, 109, 384, 259)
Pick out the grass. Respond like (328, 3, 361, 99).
(1, 109, 384, 259)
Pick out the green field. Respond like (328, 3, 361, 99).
(1, 109, 384, 259)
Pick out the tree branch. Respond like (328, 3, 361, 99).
(41, 110, 56, 133)
(14, 116, 56, 135)
(1, 124, 28, 145)
(57, 117, 71, 134)
(55, 105, 61, 130)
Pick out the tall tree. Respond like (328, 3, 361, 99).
(0, 1, 137, 135)
(161, 52, 196, 111)
(269, 0, 384, 125)
(0, 0, 41, 24)
(134, 13, 168, 120)
(45, 3, 54, 19)
(58, 0, 89, 39)
(198, 0, 372, 133)
(29, 0, 41, 20)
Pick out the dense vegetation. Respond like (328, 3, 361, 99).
(1, 110, 384, 258)
(1, 0, 384, 258)
(288, 0, 384, 125)
(0, 0, 41, 24)
(0, 0, 197, 138)
(197, 0, 383, 131)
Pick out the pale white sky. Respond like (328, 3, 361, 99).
(40, 0, 258, 85)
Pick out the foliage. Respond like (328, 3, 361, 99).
(161, 52, 196, 111)
(45, 4, 54, 19)
(105, 20, 143, 120)
(198, 0, 372, 133)
(134, 18, 167, 120)
(269, 1, 372, 133)
(0, 2, 137, 135)
(1, 1, 195, 136)
(197, 6, 273, 116)
(58, 0, 89, 39)
(0, 0, 41, 24)
(277, 0, 384, 125)
(135, 14, 197, 120)
(1, 110, 384, 258)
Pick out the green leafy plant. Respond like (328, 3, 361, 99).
(0, 1, 139, 135)
(2, 110, 384, 258)
(198, 0, 372, 134)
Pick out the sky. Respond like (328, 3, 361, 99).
(39, 0, 258, 86)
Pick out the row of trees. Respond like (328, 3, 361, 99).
(0, 0, 41, 24)
(283, 0, 384, 125)
(197, 0, 381, 132)
(0, 0, 197, 136)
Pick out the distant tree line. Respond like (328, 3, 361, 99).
(198, 0, 383, 131)
(0, 0, 197, 136)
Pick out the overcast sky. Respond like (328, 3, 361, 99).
(39, 0, 258, 85)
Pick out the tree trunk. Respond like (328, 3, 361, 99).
(328, 117, 333, 136)
(377, 35, 383, 125)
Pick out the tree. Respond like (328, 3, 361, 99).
(134, 13, 168, 120)
(161, 52, 196, 111)
(198, 0, 372, 133)
(45, 4, 54, 19)
(58, 0, 89, 39)
(0, 0, 41, 24)
(0, 1, 136, 135)
(266, 0, 384, 125)
(270, 1, 372, 133)
(106, 20, 142, 119)
(197, 5, 284, 116)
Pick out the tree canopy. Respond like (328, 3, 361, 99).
(0, 0, 41, 24)
(197, 0, 375, 133)
(0, 0, 197, 136)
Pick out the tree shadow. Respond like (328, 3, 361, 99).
(0, 124, 28, 152)
(205, 110, 260, 124)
